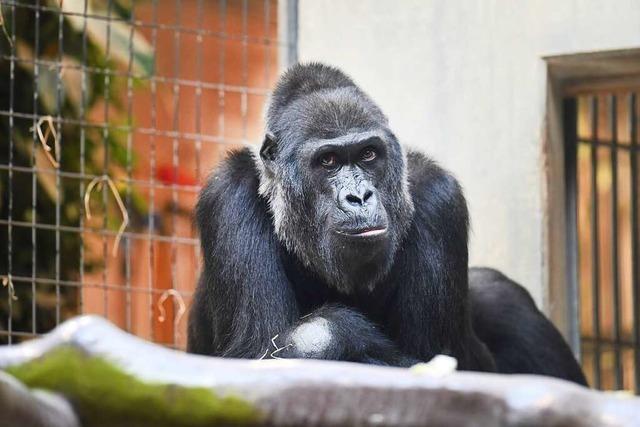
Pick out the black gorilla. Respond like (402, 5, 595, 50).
(470, 268, 587, 384)
(188, 63, 586, 384)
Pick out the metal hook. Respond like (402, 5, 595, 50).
(2, 275, 17, 301)
(83, 175, 129, 256)
(157, 289, 186, 338)
(31, 116, 60, 169)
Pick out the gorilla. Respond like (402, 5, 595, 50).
(188, 63, 587, 385)
(470, 268, 587, 383)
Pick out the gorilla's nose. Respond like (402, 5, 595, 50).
(339, 185, 377, 212)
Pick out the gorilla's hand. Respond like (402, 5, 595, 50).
(268, 304, 418, 367)
(275, 316, 334, 359)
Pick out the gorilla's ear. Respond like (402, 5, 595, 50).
(260, 133, 277, 162)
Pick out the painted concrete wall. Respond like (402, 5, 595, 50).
(296, 0, 640, 309)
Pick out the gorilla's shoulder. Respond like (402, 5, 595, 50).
(208, 148, 259, 186)
(197, 148, 262, 222)
(405, 149, 466, 210)
(469, 267, 536, 308)
(406, 150, 456, 186)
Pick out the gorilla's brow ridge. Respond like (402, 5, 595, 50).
(302, 129, 388, 150)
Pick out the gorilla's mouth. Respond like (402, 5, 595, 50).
(336, 226, 388, 239)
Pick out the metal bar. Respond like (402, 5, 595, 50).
(194, 0, 204, 182)
(54, 0, 64, 326)
(0, 165, 200, 194)
(30, 0, 41, 340)
(78, 0, 89, 322)
(6, 0, 16, 343)
(193, 0, 205, 289)
(124, 1, 137, 333)
(0, 110, 252, 149)
(590, 95, 602, 389)
(264, 0, 272, 88)
(0, 56, 273, 94)
(3, 56, 272, 94)
(583, 336, 640, 349)
(609, 94, 622, 389)
(217, 0, 226, 184)
(7, 275, 195, 297)
(0, 219, 198, 246)
(148, 0, 159, 343)
(241, 0, 248, 144)
(563, 98, 580, 356)
(170, 0, 183, 346)
(630, 92, 640, 393)
(577, 139, 640, 151)
(101, 0, 115, 317)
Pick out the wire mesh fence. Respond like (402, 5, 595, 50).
(0, 0, 290, 349)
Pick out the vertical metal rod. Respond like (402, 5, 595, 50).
(630, 92, 640, 393)
(193, 0, 205, 312)
(31, 0, 42, 342)
(590, 95, 602, 389)
(217, 0, 226, 166)
(54, 0, 65, 326)
(170, 0, 183, 347)
(195, 0, 204, 182)
(194, 0, 205, 286)
(264, 0, 272, 89)
(241, 0, 248, 144)
(609, 94, 622, 389)
(124, 1, 137, 333)
(6, 0, 16, 343)
(563, 98, 580, 358)
(101, 0, 115, 317)
(78, 0, 89, 318)
(148, 0, 159, 343)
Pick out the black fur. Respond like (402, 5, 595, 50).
(470, 267, 588, 385)
(188, 63, 586, 384)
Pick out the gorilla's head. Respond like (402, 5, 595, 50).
(257, 63, 414, 294)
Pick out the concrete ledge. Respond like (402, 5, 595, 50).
(0, 316, 638, 426)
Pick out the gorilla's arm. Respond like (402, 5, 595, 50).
(469, 267, 588, 385)
(272, 304, 419, 366)
(187, 150, 299, 357)
(386, 151, 495, 371)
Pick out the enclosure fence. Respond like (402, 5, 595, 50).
(0, 0, 291, 349)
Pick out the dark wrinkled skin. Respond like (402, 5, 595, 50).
(187, 63, 587, 385)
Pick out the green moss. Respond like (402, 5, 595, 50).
(5, 347, 260, 427)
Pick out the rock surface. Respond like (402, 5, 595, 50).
(0, 315, 639, 426)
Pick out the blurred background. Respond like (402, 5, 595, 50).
(0, 0, 639, 394)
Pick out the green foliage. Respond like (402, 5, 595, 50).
(6, 346, 260, 426)
(0, 1, 153, 341)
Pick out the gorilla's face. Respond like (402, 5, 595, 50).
(310, 132, 389, 241)
(258, 89, 414, 294)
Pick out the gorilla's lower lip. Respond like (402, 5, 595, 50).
(336, 227, 388, 238)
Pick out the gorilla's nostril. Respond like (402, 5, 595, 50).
(346, 194, 362, 205)
(363, 190, 373, 203)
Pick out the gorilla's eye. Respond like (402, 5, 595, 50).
(361, 147, 377, 162)
(320, 153, 338, 169)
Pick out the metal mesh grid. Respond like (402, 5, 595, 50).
(0, 0, 290, 349)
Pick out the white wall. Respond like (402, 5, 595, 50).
(296, 0, 640, 309)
